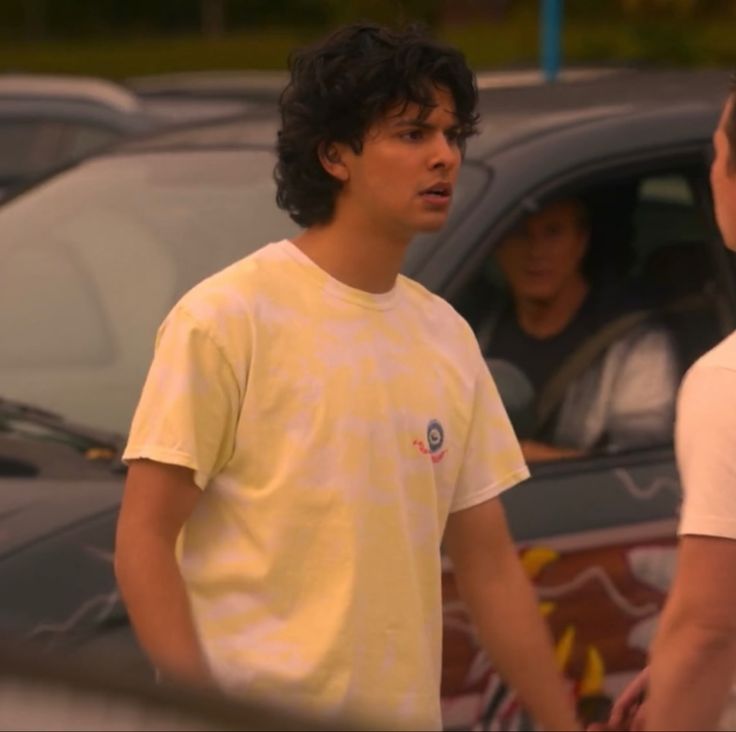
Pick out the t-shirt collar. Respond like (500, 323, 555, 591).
(279, 239, 400, 311)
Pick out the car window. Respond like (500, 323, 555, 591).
(0, 119, 65, 179)
(456, 165, 723, 466)
(0, 149, 299, 433)
(629, 172, 723, 370)
(630, 173, 711, 270)
(0, 239, 114, 366)
(65, 124, 120, 159)
(0, 119, 119, 183)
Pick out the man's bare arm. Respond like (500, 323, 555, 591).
(521, 439, 584, 463)
(444, 497, 579, 731)
(646, 534, 736, 730)
(115, 459, 211, 686)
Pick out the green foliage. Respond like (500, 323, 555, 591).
(0, 0, 200, 37)
(320, 0, 441, 26)
(619, 0, 736, 19)
(1, 1, 735, 75)
(0, 0, 442, 39)
(630, 22, 698, 65)
(227, 1, 333, 28)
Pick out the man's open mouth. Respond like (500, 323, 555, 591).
(420, 183, 452, 201)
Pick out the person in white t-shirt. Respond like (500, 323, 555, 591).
(113, 23, 578, 731)
(596, 82, 736, 732)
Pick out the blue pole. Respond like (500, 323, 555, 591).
(541, 0, 563, 83)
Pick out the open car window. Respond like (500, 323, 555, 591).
(455, 163, 723, 464)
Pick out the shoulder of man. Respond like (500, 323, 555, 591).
(398, 275, 474, 331)
(682, 330, 736, 391)
(173, 240, 288, 326)
(153, 241, 293, 376)
(398, 275, 483, 361)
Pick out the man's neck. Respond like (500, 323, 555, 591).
(292, 210, 411, 294)
(516, 277, 590, 340)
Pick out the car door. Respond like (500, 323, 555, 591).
(439, 148, 733, 729)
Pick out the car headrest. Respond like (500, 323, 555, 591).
(641, 240, 711, 298)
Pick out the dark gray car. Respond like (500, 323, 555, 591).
(1, 71, 732, 729)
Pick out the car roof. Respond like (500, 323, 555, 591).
(108, 68, 728, 157)
(126, 69, 286, 104)
(470, 67, 727, 151)
(469, 99, 721, 161)
(112, 113, 280, 153)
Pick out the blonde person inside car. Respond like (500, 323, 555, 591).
(479, 197, 680, 462)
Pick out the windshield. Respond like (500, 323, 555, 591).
(0, 146, 485, 434)
(0, 149, 299, 432)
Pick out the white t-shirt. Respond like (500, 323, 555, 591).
(677, 330, 736, 540)
(124, 239, 529, 730)
(676, 330, 736, 731)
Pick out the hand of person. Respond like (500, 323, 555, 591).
(587, 668, 648, 731)
(520, 439, 584, 463)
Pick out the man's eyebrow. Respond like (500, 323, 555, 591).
(390, 117, 461, 130)
(391, 118, 433, 128)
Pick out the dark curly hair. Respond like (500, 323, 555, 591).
(275, 22, 479, 228)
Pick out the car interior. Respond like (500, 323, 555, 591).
(453, 165, 728, 459)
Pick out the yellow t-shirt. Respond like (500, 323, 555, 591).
(124, 239, 528, 730)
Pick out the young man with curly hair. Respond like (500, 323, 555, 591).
(115, 23, 578, 731)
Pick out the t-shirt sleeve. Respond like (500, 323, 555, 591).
(123, 305, 242, 490)
(677, 363, 736, 539)
(450, 348, 530, 513)
(607, 325, 679, 450)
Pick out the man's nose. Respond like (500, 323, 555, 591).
(429, 134, 459, 170)
(526, 235, 548, 256)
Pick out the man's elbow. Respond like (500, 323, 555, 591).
(688, 618, 736, 658)
(113, 517, 166, 592)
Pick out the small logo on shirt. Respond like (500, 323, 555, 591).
(413, 419, 447, 463)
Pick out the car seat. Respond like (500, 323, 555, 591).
(639, 240, 724, 370)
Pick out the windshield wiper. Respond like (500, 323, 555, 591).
(0, 397, 125, 466)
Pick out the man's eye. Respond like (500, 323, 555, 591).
(401, 130, 424, 141)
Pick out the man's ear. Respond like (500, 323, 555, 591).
(318, 142, 350, 182)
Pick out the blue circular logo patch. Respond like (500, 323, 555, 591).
(427, 420, 444, 453)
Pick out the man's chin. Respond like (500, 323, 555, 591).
(521, 291, 556, 305)
(414, 218, 448, 234)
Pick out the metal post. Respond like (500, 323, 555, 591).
(541, 0, 563, 83)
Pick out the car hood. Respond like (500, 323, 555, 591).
(0, 478, 122, 560)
